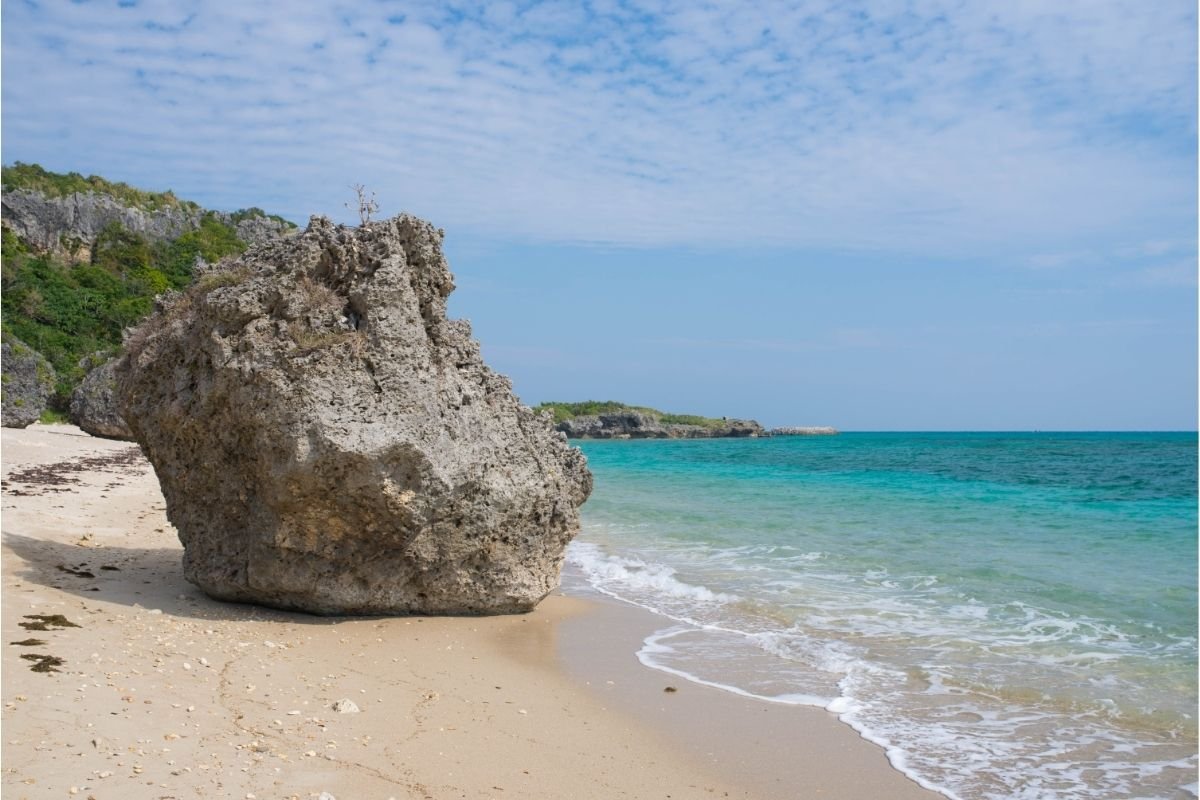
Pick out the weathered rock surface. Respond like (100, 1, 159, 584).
(1, 336, 56, 428)
(116, 214, 592, 615)
(70, 357, 134, 440)
(1, 189, 294, 257)
(227, 213, 296, 247)
(557, 412, 765, 439)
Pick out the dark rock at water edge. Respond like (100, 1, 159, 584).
(117, 214, 592, 615)
(557, 411, 765, 439)
(1, 336, 56, 428)
(70, 357, 134, 440)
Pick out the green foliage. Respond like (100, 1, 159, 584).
(533, 401, 726, 429)
(38, 408, 69, 424)
(1, 245, 124, 404)
(2, 162, 200, 213)
(0, 165, 300, 410)
(157, 214, 247, 288)
(229, 207, 296, 229)
(534, 400, 639, 424)
(2, 226, 27, 257)
(1, 218, 247, 408)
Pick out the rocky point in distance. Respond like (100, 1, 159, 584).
(535, 401, 838, 439)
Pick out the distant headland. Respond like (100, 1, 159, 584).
(533, 401, 837, 439)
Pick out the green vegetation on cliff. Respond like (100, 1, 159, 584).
(533, 400, 728, 429)
(1, 223, 228, 406)
(227, 206, 295, 229)
(2, 161, 200, 213)
(0, 165, 274, 409)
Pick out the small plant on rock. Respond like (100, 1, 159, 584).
(346, 184, 379, 226)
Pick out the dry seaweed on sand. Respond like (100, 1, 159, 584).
(19, 614, 81, 631)
(20, 653, 65, 673)
(3, 447, 144, 495)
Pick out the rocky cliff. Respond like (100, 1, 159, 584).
(1, 334, 56, 427)
(2, 188, 294, 258)
(117, 214, 592, 615)
(1, 166, 300, 414)
(556, 411, 765, 439)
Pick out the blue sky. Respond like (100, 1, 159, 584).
(3, 0, 1196, 429)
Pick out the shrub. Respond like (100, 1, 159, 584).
(1, 161, 199, 212)
(39, 408, 69, 424)
(0, 166, 288, 409)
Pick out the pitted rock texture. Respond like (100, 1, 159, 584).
(1, 336, 55, 428)
(228, 213, 295, 246)
(116, 214, 592, 615)
(70, 358, 134, 440)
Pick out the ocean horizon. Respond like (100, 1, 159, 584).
(563, 431, 1198, 800)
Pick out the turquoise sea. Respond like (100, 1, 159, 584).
(562, 433, 1198, 800)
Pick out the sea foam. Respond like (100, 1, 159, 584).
(566, 433, 1198, 800)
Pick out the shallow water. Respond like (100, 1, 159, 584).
(565, 433, 1198, 800)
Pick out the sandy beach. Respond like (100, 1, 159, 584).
(2, 424, 938, 800)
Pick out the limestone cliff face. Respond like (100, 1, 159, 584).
(1, 189, 294, 257)
(557, 412, 765, 439)
(1, 335, 55, 428)
(116, 214, 592, 615)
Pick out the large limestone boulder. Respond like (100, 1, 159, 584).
(1, 335, 55, 428)
(70, 357, 134, 440)
(116, 214, 592, 615)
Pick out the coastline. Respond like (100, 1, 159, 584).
(555, 581, 941, 800)
(2, 424, 935, 799)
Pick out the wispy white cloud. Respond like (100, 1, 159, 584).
(648, 327, 888, 352)
(1113, 260, 1198, 288)
(1027, 251, 1092, 270)
(1, 0, 1194, 255)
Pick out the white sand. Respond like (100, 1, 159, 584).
(2, 423, 939, 800)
